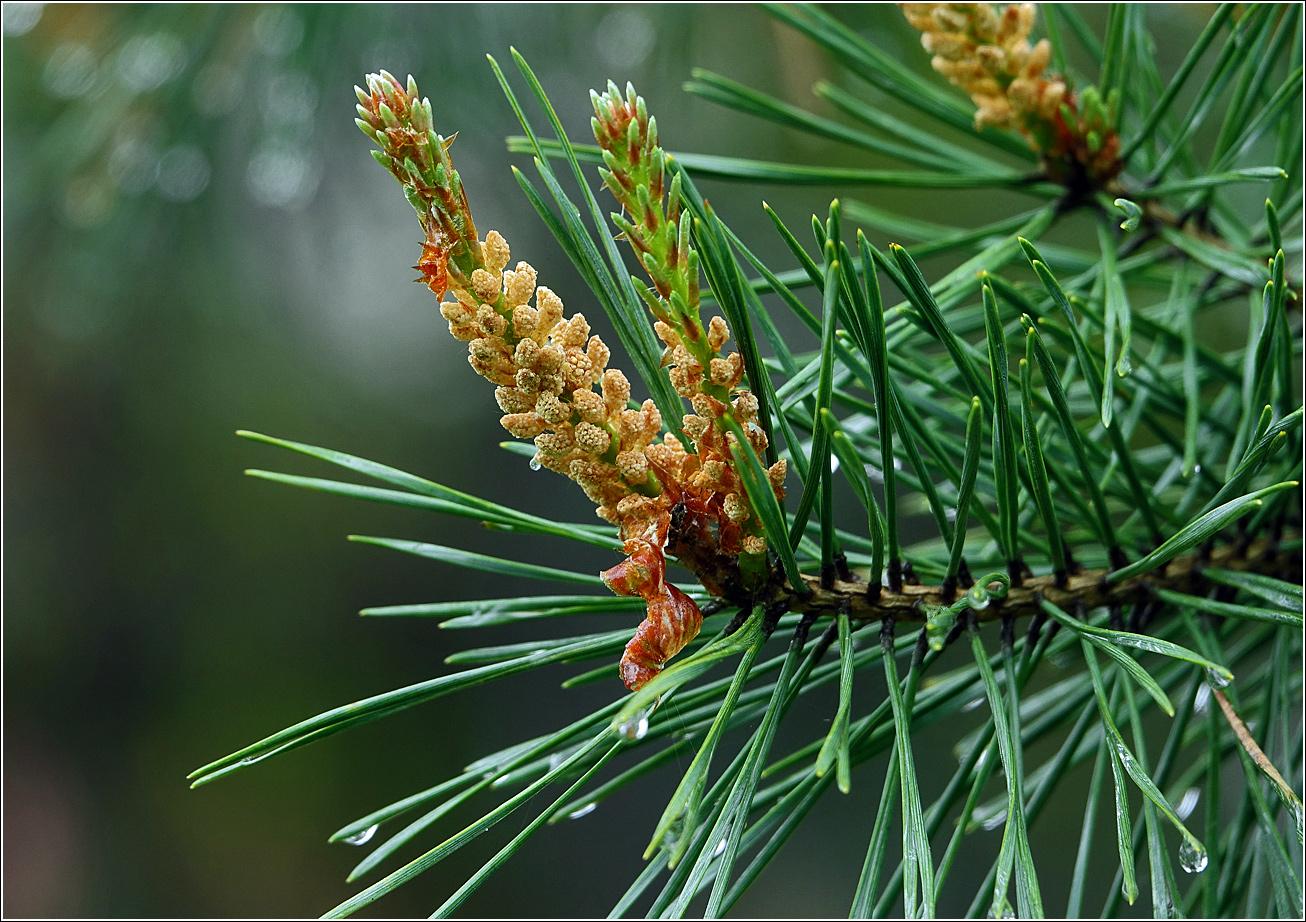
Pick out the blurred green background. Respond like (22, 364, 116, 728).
(3, 3, 1218, 917)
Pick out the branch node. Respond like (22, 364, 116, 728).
(819, 562, 837, 591)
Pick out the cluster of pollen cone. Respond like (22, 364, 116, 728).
(901, 3, 1122, 180)
(901, 2, 1067, 132)
(356, 70, 784, 690)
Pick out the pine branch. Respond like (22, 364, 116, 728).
(185, 5, 1304, 917)
(782, 533, 1301, 625)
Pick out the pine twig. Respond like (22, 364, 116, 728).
(782, 535, 1299, 624)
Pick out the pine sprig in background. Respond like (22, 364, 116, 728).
(187, 4, 1303, 918)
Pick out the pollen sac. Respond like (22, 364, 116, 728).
(681, 413, 710, 441)
(495, 386, 534, 414)
(732, 391, 759, 424)
(616, 449, 649, 485)
(723, 492, 750, 524)
(563, 351, 594, 388)
(536, 287, 564, 331)
(513, 337, 541, 368)
(601, 369, 631, 412)
(500, 412, 547, 439)
(471, 268, 501, 303)
(476, 305, 507, 337)
(535, 430, 576, 461)
(483, 229, 511, 274)
(707, 315, 730, 352)
(505, 262, 537, 308)
(511, 304, 539, 339)
(767, 460, 788, 498)
(575, 421, 611, 456)
(586, 336, 610, 374)
(558, 314, 591, 348)
(534, 391, 570, 425)
(571, 388, 606, 424)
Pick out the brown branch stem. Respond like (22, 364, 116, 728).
(774, 535, 1300, 624)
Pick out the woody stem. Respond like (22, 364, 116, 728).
(770, 535, 1298, 624)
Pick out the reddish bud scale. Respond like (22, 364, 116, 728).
(618, 586, 702, 690)
(415, 234, 451, 298)
(601, 526, 704, 691)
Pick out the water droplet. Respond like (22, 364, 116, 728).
(712, 836, 728, 858)
(962, 696, 985, 712)
(1179, 839, 1207, 873)
(829, 454, 840, 473)
(1194, 684, 1211, 715)
(1116, 354, 1132, 376)
(1192, 463, 1202, 474)
(617, 708, 650, 740)
(568, 803, 597, 820)
(1205, 668, 1231, 689)
(967, 584, 991, 610)
(343, 824, 379, 846)
(1176, 787, 1200, 821)
(529, 454, 542, 471)
(548, 752, 567, 771)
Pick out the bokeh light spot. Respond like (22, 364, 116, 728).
(246, 146, 320, 210)
(107, 134, 160, 195)
(156, 144, 211, 202)
(115, 33, 186, 93)
(596, 8, 656, 69)
(43, 43, 99, 99)
(62, 174, 116, 228)
(191, 62, 244, 116)
(2, 1, 43, 36)
(260, 70, 318, 127)
(252, 6, 303, 57)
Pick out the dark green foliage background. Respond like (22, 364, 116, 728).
(1, 3, 1265, 917)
